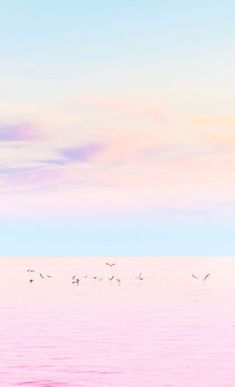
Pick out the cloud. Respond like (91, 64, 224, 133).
(38, 158, 67, 166)
(58, 142, 107, 163)
(0, 165, 63, 192)
(0, 123, 38, 142)
(153, 207, 209, 216)
(189, 117, 234, 126)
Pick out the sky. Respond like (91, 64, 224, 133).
(0, 1, 235, 256)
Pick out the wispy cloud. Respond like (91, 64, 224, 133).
(190, 117, 234, 126)
(0, 165, 63, 193)
(153, 207, 209, 216)
(0, 123, 39, 142)
(59, 142, 107, 163)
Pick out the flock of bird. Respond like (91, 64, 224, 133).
(27, 269, 53, 283)
(26, 263, 210, 286)
(26, 262, 145, 286)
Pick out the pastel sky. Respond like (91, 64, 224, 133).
(0, 1, 235, 255)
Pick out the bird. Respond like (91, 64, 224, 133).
(108, 276, 114, 281)
(72, 275, 76, 280)
(116, 278, 121, 285)
(106, 262, 116, 267)
(29, 279, 34, 283)
(40, 273, 45, 279)
(47, 275, 52, 278)
(203, 273, 210, 282)
(72, 278, 80, 286)
(138, 273, 144, 280)
(27, 269, 35, 273)
(192, 274, 199, 279)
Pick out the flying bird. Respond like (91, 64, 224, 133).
(106, 263, 116, 267)
(40, 273, 45, 279)
(72, 278, 80, 285)
(138, 273, 144, 280)
(203, 273, 210, 282)
(27, 269, 35, 273)
(29, 279, 34, 283)
(108, 276, 114, 281)
(192, 274, 199, 279)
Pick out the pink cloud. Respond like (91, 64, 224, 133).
(0, 165, 64, 193)
(59, 142, 107, 163)
(0, 123, 38, 142)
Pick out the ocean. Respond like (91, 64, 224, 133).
(0, 256, 235, 386)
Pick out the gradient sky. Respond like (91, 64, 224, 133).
(0, 1, 235, 255)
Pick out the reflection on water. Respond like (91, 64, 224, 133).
(0, 257, 235, 386)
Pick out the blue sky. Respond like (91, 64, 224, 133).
(0, 1, 234, 255)
(0, 215, 234, 256)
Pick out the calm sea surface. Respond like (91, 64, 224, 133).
(0, 257, 235, 387)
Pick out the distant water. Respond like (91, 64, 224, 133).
(1, 256, 235, 387)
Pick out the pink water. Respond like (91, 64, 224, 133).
(1, 257, 235, 386)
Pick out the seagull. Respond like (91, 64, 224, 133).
(106, 263, 116, 267)
(29, 279, 34, 283)
(203, 273, 210, 282)
(27, 269, 35, 273)
(47, 275, 52, 278)
(72, 278, 80, 286)
(138, 273, 144, 280)
(192, 274, 199, 279)
(40, 273, 45, 279)
(108, 276, 114, 281)
(116, 278, 121, 285)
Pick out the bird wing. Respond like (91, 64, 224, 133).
(203, 273, 210, 281)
